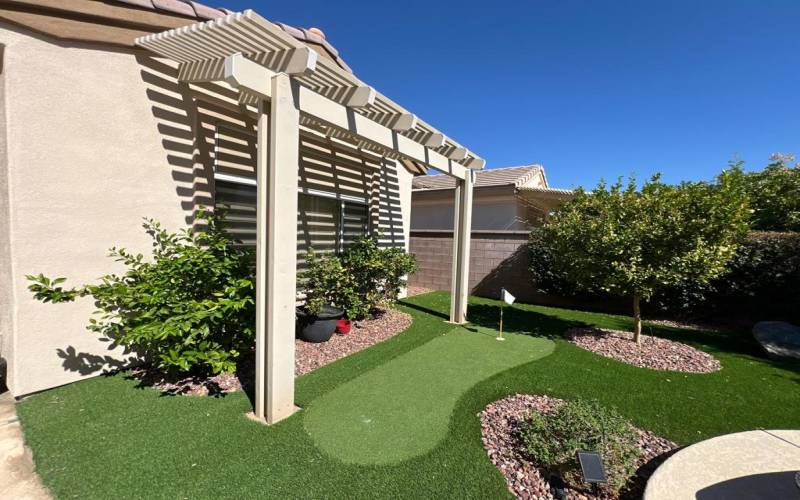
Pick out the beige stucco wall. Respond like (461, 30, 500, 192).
(412, 186, 525, 231)
(0, 23, 413, 396)
(0, 24, 192, 396)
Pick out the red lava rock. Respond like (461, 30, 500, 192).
(567, 327, 721, 373)
(480, 395, 680, 500)
(406, 285, 436, 297)
(294, 308, 411, 376)
(132, 307, 412, 395)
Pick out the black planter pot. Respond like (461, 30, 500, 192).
(296, 305, 345, 343)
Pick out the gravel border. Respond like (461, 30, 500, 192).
(480, 394, 679, 500)
(406, 285, 436, 297)
(131, 307, 412, 396)
(567, 327, 721, 373)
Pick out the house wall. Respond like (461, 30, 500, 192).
(0, 23, 412, 396)
(411, 186, 526, 231)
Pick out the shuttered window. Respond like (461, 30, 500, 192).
(212, 125, 371, 262)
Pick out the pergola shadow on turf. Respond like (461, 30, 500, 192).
(136, 10, 485, 424)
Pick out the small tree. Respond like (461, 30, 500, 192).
(538, 168, 749, 342)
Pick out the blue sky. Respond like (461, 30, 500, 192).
(218, 0, 799, 189)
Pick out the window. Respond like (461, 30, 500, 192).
(212, 124, 371, 260)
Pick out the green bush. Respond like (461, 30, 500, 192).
(301, 236, 417, 320)
(653, 231, 800, 321)
(519, 399, 641, 494)
(27, 210, 254, 375)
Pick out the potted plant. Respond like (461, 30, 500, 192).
(297, 251, 346, 343)
(296, 304, 344, 343)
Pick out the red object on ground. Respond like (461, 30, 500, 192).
(336, 319, 352, 335)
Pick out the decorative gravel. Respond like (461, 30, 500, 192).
(480, 394, 679, 500)
(294, 308, 412, 376)
(567, 327, 721, 373)
(131, 307, 412, 396)
(406, 285, 436, 297)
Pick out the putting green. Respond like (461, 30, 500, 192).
(303, 325, 554, 465)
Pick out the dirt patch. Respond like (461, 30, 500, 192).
(567, 327, 721, 373)
(131, 307, 412, 396)
(480, 394, 679, 500)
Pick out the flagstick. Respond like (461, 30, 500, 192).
(496, 302, 505, 341)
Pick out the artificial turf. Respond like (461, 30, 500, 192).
(16, 292, 800, 499)
(304, 326, 553, 465)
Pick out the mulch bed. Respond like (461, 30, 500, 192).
(131, 307, 412, 396)
(480, 394, 679, 500)
(567, 327, 721, 373)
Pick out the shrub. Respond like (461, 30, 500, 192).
(301, 236, 417, 320)
(27, 209, 254, 375)
(519, 400, 641, 494)
(653, 231, 800, 321)
(742, 154, 800, 232)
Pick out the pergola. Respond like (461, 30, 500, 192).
(136, 10, 483, 424)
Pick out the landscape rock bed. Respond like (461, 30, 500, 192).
(294, 308, 412, 376)
(132, 308, 412, 396)
(567, 327, 721, 373)
(480, 394, 679, 500)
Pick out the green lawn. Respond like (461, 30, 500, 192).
(17, 292, 800, 499)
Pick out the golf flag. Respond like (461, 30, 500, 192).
(501, 288, 516, 305)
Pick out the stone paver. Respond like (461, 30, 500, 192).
(644, 429, 800, 500)
(0, 391, 51, 499)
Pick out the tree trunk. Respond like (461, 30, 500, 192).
(632, 294, 642, 344)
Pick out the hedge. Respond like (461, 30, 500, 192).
(529, 231, 800, 323)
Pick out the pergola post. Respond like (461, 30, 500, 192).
(254, 73, 300, 424)
(449, 171, 474, 323)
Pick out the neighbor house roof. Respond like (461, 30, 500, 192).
(412, 165, 545, 191)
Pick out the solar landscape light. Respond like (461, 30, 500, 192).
(577, 450, 607, 495)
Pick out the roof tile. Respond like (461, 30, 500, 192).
(187, 1, 225, 19)
(412, 165, 545, 191)
(151, 0, 196, 18)
(115, 0, 155, 9)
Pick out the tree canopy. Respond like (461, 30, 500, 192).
(537, 168, 750, 341)
(742, 153, 800, 232)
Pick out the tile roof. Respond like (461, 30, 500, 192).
(113, 0, 352, 72)
(412, 165, 544, 191)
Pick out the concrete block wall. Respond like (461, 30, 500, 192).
(409, 230, 538, 301)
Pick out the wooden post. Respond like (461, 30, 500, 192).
(254, 73, 300, 424)
(449, 170, 474, 323)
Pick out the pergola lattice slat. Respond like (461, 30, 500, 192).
(136, 10, 479, 425)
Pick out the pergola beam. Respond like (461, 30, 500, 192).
(391, 113, 418, 132)
(221, 53, 468, 180)
(424, 132, 446, 148)
(345, 85, 377, 108)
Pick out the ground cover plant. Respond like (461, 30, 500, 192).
(519, 399, 641, 494)
(16, 292, 800, 499)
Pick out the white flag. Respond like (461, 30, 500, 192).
(501, 288, 515, 305)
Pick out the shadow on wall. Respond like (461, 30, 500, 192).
(56, 343, 137, 376)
